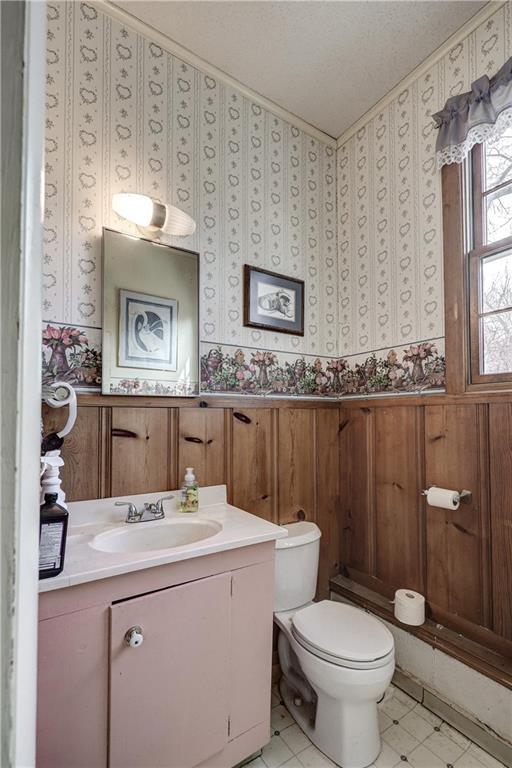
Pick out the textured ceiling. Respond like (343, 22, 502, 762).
(111, 0, 487, 138)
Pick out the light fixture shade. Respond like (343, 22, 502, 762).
(112, 193, 196, 236)
(163, 205, 196, 237)
(112, 193, 157, 228)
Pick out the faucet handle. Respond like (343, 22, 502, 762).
(155, 495, 174, 514)
(115, 501, 140, 522)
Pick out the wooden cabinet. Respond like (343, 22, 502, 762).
(37, 544, 275, 768)
(42, 405, 102, 501)
(231, 408, 275, 521)
(178, 408, 226, 487)
(110, 407, 174, 496)
(278, 409, 315, 524)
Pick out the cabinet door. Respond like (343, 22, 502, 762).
(278, 409, 315, 523)
(43, 405, 101, 502)
(230, 561, 274, 739)
(231, 408, 275, 521)
(110, 407, 173, 496)
(178, 408, 226, 486)
(110, 573, 231, 768)
(37, 605, 109, 768)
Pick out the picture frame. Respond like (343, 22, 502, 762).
(118, 288, 178, 371)
(243, 264, 304, 336)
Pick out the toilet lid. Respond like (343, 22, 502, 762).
(291, 601, 394, 663)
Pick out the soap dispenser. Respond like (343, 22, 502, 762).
(179, 467, 199, 513)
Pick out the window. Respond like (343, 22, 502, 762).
(469, 128, 512, 384)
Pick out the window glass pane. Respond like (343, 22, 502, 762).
(481, 248, 512, 312)
(482, 310, 512, 373)
(484, 127, 512, 189)
(485, 183, 512, 244)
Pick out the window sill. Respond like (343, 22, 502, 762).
(330, 574, 512, 691)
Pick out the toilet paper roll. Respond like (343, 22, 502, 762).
(426, 486, 460, 511)
(394, 589, 425, 626)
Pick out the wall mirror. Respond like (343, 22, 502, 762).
(102, 228, 199, 396)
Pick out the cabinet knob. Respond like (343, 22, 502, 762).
(124, 626, 144, 648)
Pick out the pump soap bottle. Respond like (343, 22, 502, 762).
(39, 492, 68, 579)
(179, 467, 199, 513)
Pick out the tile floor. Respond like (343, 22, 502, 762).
(247, 683, 506, 768)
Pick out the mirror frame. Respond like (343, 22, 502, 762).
(101, 227, 200, 397)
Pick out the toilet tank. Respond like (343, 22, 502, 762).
(274, 522, 321, 612)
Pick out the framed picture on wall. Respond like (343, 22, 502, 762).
(118, 288, 178, 371)
(243, 265, 304, 336)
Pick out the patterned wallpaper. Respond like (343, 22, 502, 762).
(337, 1, 512, 359)
(46, 0, 501, 396)
(43, 1, 338, 393)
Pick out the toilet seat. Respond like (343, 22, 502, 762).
(291, 600, 394, 670)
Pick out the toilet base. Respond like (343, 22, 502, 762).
(280, 676, 381, 768)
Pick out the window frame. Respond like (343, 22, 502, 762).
(468, 143, 512, 385)
(442, 140, 512, 394)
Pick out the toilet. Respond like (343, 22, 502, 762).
(274, 522, 395, 768)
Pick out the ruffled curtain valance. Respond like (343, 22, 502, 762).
(433, 56, 512, 168)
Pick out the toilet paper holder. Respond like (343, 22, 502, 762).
(420, 486, 472, 504)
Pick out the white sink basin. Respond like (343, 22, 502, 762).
(90, 518, 222, 554)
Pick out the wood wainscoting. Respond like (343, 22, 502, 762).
(339, 393, 512, 669)
(43, 391, 512, 675)
(42, 395, 341, 600)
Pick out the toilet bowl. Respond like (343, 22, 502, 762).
(274, 522, 395, 768)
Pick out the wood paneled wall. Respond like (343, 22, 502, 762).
(43, 398, 341, 599)
(339, 397, 512, 658)
(44, 392, 512, 659)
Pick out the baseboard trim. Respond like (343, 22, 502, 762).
(390, 656, 512, 767)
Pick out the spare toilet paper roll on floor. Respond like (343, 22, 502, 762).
(394, 589, 425, 625)
(426, 486, 460, 510)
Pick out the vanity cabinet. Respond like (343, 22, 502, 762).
(110, 573, 231, 768)
(37, 542, 275, 768)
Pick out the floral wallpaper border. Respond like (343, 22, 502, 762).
(42, 322, 445, 398)
(200, 339, 445, 397)
(108, 378, 198, 396)
(42, 322, 102, 389)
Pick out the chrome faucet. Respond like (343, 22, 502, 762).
(115, 496, 174, 524)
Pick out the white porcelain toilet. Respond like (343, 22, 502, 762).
(274, 522, 395, 768)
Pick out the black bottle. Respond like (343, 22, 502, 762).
(39, 493, 68, 579)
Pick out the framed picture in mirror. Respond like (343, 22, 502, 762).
(102, 228, 199, 396)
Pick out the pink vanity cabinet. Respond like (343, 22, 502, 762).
(37, 541, 275, 768)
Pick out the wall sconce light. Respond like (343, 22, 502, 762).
(112, 193, 196, 237)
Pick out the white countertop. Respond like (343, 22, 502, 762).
(39, 485, 287, 593)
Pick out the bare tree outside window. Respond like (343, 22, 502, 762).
(484, 127, 512, 243)
(481, 253, 512, 373)
(469, 128, 512, 383)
